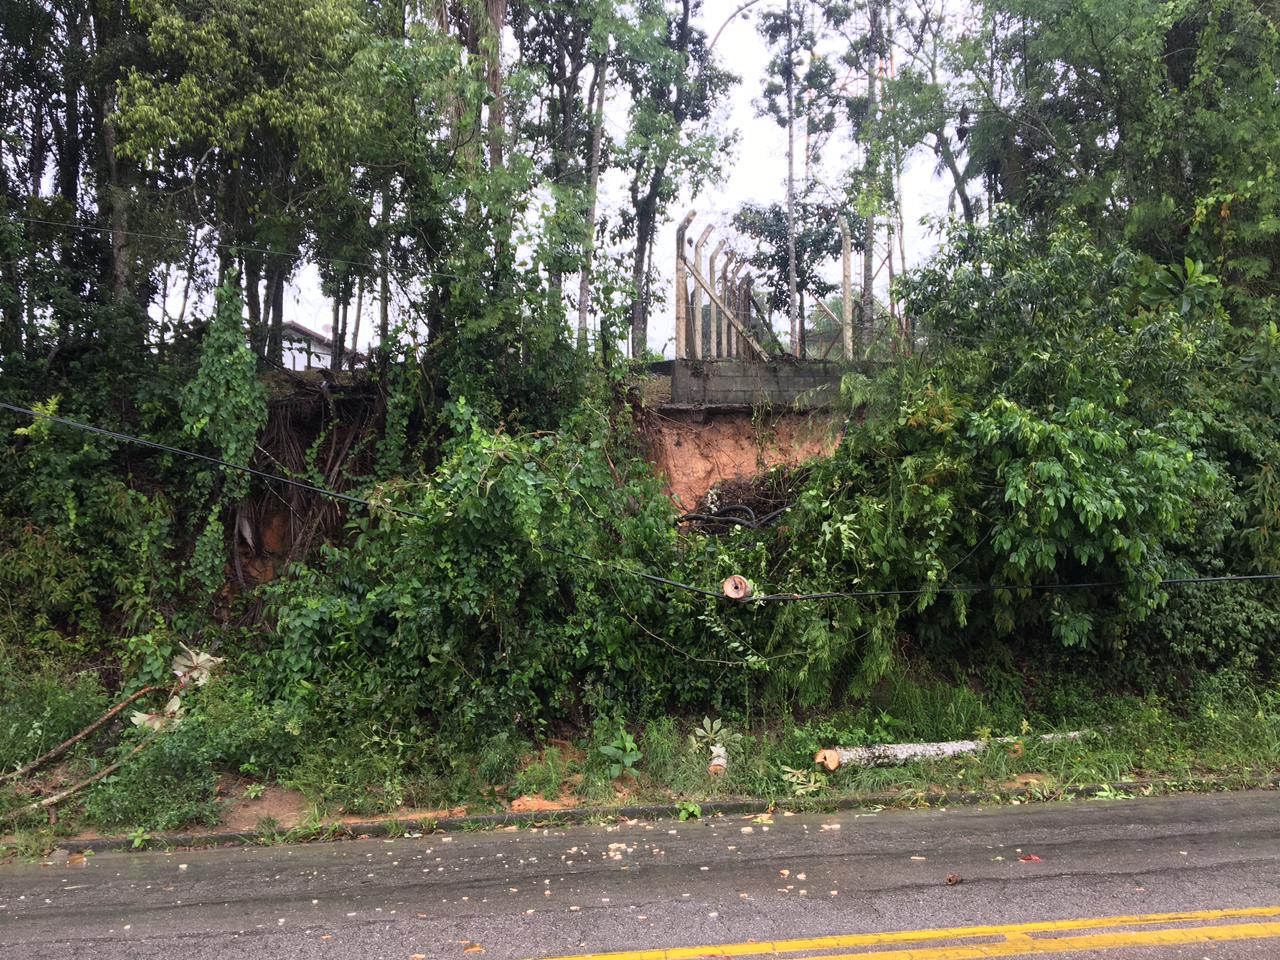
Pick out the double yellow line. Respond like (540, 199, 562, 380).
(537, 905, 1280, 960)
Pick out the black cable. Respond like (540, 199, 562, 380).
(0, 401, 426, 519)
(751, 573, 1280, 602)
(5, 400, 1280, 605)
(0, 401, 720, 598)
(677, 512, 757, 528)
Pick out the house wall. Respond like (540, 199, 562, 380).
(283, 339, 332, 371)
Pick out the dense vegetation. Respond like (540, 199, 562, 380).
(2, 0, 1280, 834)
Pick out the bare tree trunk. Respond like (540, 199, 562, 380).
(785, 0, 799, 356)
(936, 133, 974, 223)
(266, 265, 285, 364)
(577, 60, 607, 350)
(349, 275, 364, 368)
(485, 0, 508, 169)
(244, 254, 264, 357)
(329, 296, 342, 370)
(176, 231, 196, 328)
(379, 247, 390, 360)
(629, 197, 656, 359)
(101, 109, 129, 302)
(861, 0, 880, 351)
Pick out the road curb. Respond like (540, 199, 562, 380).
(59, 774, 1279, 854)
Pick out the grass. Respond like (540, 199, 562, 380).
(2, 656, 1279, 855)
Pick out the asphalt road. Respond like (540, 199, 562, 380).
(2, 790, 1279, 959)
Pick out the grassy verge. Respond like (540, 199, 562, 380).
(3, 656, 1279, 855)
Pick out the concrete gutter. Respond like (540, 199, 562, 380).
(55, 773, 1280, 854)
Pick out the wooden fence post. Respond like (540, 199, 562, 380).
(728, 261, 745, 358)
(674, 212, 696, 359)
(727, 253, 737, 358)
(692, 225, 713, 359)
(708, 240, 726, 358)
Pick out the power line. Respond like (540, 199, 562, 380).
(750, 573, 1280, 602)
(0, 400, 719, 598)
(3, 400, 1279, 605)
(0, 401, 403, 514)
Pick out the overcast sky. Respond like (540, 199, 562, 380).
(279, 0, 955, 354)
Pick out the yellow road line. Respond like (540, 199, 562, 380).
(534, 905, 1280, 960)
(808, 920, 1280, 959)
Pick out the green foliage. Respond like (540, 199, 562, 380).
(6, 0, 1280, 833)
(261, 397, 706, 749)
(0, 658, 108, 772)
(598, 728, 642, 779)
(780, 765, 826, 797)
(66, 672, 296, 830)
(0, 404, 183, 668)
(760, 220, 1235, 677)
(513, 747, 568, 799)
(689, 716, 743, 753)
(180, 278, 266, 476)
(83, 727, 220, 832)
(180, 278, 268, 601)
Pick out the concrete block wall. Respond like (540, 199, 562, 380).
(670, 359, 845, 408)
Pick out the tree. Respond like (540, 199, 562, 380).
(732, 198, 851, 322)
(614, 0, 734, 358)
(117, 0, 372, 363)
(947, 0, 1280, 320)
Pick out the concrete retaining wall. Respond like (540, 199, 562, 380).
(670, 359, 844, 408)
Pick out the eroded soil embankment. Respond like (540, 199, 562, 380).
(644, 407, 843, 510)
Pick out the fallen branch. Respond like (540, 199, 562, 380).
(814, 731, 1090, 771)
(1, 733, 159, 823)
(0, 685, 161, 784)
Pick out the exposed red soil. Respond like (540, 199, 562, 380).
(509, 794, 577, 813)
(216, 779, 310, 831)
(645, 408, 842, 510)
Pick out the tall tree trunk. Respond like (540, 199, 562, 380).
(176, 232, 196, 328)
(244, 254, 264, 357)
(629, 189, 658, 359)
(337, 294, 349, 367)
(577, 60, 607, 350)
(860, 0, 880, 349)
(330, 296, 342, 370)
(349, 275, 364, 368)
(90, 2, 129, 302)
(267, 265, 285, 365)
(785, 0, 799, 356)
(58, 10, 84, 206)
(485, 0, 507, 169)
(99, 101, 129, 301)
(379, 248, 390, 362)
(936, 132, 974, 224)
